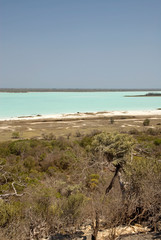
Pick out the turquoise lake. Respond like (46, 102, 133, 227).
(0, 91, 161, 119)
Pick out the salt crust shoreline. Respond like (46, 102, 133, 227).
(1, 110, 161, 122)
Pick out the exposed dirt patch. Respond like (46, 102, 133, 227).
(0, 115, 161, 141)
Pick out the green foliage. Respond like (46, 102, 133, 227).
(143, 118, 150, 126)
(110, 117, 114, 124)
(61, 193, 85, 222)
(0, 200, 22, 227)
(86, 174, 100, 190)
(0, 142, 10, 157)
(24, 156, 35, 171)
(47, 166, 58, 176)
(80, 136, 93, 148)
(154, 138, 161, 146)
(126, 148, 161, 181)
(9, 140, 31, 155)
(91, 132, 134, 162)
(12, 131, 20, 139)
(56, 137, 70, 150)
(0, 158, 6, 165)
(0, 132, 161, 237)
(39, 152, 46, 161)
(29, 139, 39, 148)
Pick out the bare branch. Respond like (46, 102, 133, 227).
(0, 181, 24, 199)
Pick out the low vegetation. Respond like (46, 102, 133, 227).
(0, 129, 161, 239)
(143, 118, 150, 126)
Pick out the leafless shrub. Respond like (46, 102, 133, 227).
(128, 128, 139, 135)
(67, 132, 72, 139)
(41, 133, 56, 140)
(75, 131, 81, 137)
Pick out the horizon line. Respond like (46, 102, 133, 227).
(0, 87, 161, 92)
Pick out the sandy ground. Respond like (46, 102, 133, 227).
(1, 110, 161, 122)
(118, 232, 161, 240)
(0, 110, 161, 141)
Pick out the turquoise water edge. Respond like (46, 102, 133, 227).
(0, 91, 161, 119)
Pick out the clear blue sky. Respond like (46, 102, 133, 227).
(0, 0, 161, 88)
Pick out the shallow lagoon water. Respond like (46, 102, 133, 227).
(0, 91, 161, 119)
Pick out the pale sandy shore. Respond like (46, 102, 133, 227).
(1, 110, 161, 122)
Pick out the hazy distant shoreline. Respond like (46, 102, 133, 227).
(125, 93, 161, 97)
(1, 88, 161, 93)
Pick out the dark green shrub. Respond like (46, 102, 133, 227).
(154, 139, 161, 146)
(9, 140, 31, 155)
(110, 117, 114, 124)
(143, 118, 150, 126)
(80, 136, 93, 148)
(24, 156, 35, 171)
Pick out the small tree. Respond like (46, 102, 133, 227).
(110, 117, 114, 124)
(89, 132, 135, 239)
(143, 118, 150, 126)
